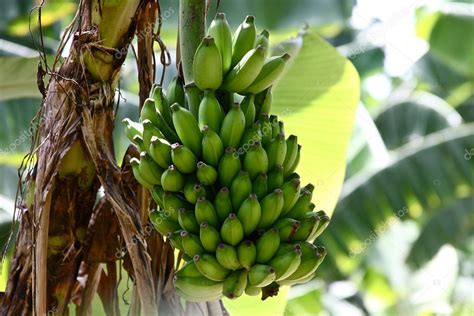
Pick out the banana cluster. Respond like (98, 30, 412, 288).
(123, 13, 330, 302)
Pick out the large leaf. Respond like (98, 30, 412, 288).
(320, 124, 474, 274)
(374, 93, 463, 150)
(0, 57, 45, 101)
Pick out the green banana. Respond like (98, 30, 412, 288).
(254, 88, 272, 117)
(266, 134, 287, 171)
(280, 243, 326, 284)
(241, 94, 256, 128)
(255, 29, 270, 57)
(140, 98, 160, 126)
(282, 135, 298, 175)
(248, 264, 276, 287)
(285, 144, 301, 177)
(184, 82, 201, 118)
(198, 90, 224, 133)
(150, 186, 165, 208)
(237, 194, 261, 235)
(240, 121, 262, 147)
(161, 165, 184, 192)
(176, 260, 203, 278)
(286, 189, 313, 220)
(122, 118, 143, 142)
(138, 152, 163, 185)
(195, 197, 219, 227)
(163, 192, 191, 221)
(219, 103, 246, 148)
(292, 212, 320, 241)
(214, 187, 233, 223)
(308, 211, 330, 240)
(257, 189, 284, 229)
(175, 275, 223, 302)
(281, 178, 301, 215)
(142, 120, 164, 151)
(230, 171, 252, 210)
(256, 228, 280, 263)
(130, 158, 153, 189)
(223, 270, 248, 299)
(178, 208, 200, 234)
(132, 135, 146, 152)
(200, 221, 221, 252)
(149, 136, 172, 169)
(216, 243, 241, 270)
(181, 230, 205, 257)
(231, 15, 256, 67)
(252, 173, 268, 200)
(267, 165, 284, 192)
(196, 161, 218, 185)
(202, 126, 224, 167)
(218, 147, 241, 187)
(167, 230, 184, 251)
(223, 46, 265, 93)
(183, 180, 206, 204)
(268, 244, 302, 281)
(151, 84, 174, 128)
(258, 114, 272, 147)
(270, 116, 280, 139)
(171, 103, 202, 156)
(220, 213, 244, 246)
(309, 203, 316, 211)
(237, 240, 256, 269)
(171, 143, 197, 174)
(243, 141, 268, 180)
(273, 218, 301, 242)
(193, 254, 230, 281)
(242, 53, 291, 94)
(166, 76, 185, 108)
(193, 36, 223, 91)
(149, 210, 180, 236)
(245, 285, 262, 296)
(208, 12, 233, 74)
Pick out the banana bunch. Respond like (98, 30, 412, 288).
(124, 13, 330, 302)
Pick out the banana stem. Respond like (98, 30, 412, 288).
(179, 0, 206, 85)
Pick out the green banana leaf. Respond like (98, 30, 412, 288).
(0, 57, 46, 101)
(320, 124, 474, 275)
(374, 93, 463, 150)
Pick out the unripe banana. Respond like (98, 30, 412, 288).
(163, 192, 191, 221)
(266, 134, 287, 171)
(218, 147, 241, 187)
(245, 285, 262, 296)
(255, 29, 270, 57)
(230, 170, 252, 210)
(149, 136, 172, 169)
(308, 211, 330, 240)
(237, 240, 257, 269)
(240, 121, 262, 147)
(258, 114, 272, 147)
(149, 210, 180, 236)
(122, 118, 143, 142)
(270, 115, 280, 139)
(181, 230, 205, 257)
(166, 76, 186, 108)
(280, 243, 326, 284)
(132, 135, 146, 152)
(184, 82, 201, 118)
(202, 126, 224, 167)
(284, 144, 301, 177)
(231, 15, 256, 67)
(220, 103, 246, 148)
(184, 181, 206, 204)
(193, 36, 223, 91)
(292, 212, 320, 241)
(242, 53, 291, 95)
(304, 183, 315, 193)
(241, 94, 256, 128)
(161, 165, 184, 192)
(138, 152, 163, 185)
(254, 88, 272, 118)
(171, 103, 202, 156)
(237, 194, 261, 235)
(152, 84, 174, 128)
(214, 187, 233, 223)
(223, 46, 265, 93)
(220, 213, 244, 246)
(268, 244, 302, 281)
(267, 165, 284, 192)
(175, 275, 223, 302)
(208, 12, 233, 74)
(243, 141, 268, 180)
(140, 98, 160, 126)
(223, 270, 248, 299)
(198, 90, 224, 133)
(256, 228, 280, 263)
(216, 243, 241, 270)
(258, 189, 284, 229)
(167, 230, 184, 251)
(151, 186, 165, 208)
(176, 260, 203, 278)
(286, 189, 312, 220)
(282, 135, 298, 175)
(252, 173, 268, 200)
(130, 158, 153, 189)
(193, 254, 230, 281)
(281, 178, 301, 215)
(248, 264, 276, 287)
(200, 221, 221, 252)
(273, 218, 301, 242)
(142, 120, 164, 151)
(196, 161, 218, 185)
(178, 208, 200, 234)
(171, 143, 197, 174)
(195, 197, 219, 227)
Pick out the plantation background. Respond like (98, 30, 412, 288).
(0, 0, 473, 315)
